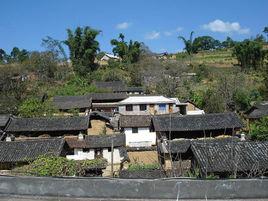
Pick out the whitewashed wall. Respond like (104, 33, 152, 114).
(119, 104, 178, 115)
(66, 148, 122, 164)
(124, 127, 156, 147)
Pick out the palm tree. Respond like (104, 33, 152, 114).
(178, 31, 194, 65)
(178, 31, 194, 55)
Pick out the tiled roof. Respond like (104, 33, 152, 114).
(6, 116, 90, 132)
(0, 138, 65, 163)
(120, 115, 152, 128)
(153, 113, 243, 132)
(53, 95, 91, 110)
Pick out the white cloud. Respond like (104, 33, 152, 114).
(202, 19, 249, 34)
(176, 27, 183, 32)
(164, 31, 172, 36)
(116, 22, 131, 30)
(145, 31, 160, 40)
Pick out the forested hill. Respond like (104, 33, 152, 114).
(0, 26, 268, 117)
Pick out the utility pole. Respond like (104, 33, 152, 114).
(111, 139, 114, 177)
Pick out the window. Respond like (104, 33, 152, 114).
(132, 127, 138, 133)
(159, 104, 166, 111)
(139, 104, 147, 111)
(83, 148, 90, 152)
(126, 105, 133, 111)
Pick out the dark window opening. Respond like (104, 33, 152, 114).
(140, 104, 147, 111)
(126, 105, 133, 111)
(132, 127, 138, 133)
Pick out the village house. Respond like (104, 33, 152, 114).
(5, 115, 90, 137)
(0, 114, 11, 130)
(93, 81, 144, 94)
(244, 101, 268, 129)
(153, 112, 243, 140)
(119, 115, 156, 147)
(99, 53, 120, 65)
(65, 134, 128, 164)
(184, 100, 205, 115)
(191, 140, 268, 178)
(0, 138, 66, 170)
(244, 101, 268, 120)
(53, 95, 92, 114)
(118, 96, 179, 115)
(87, 111, 115, 135)
(89, 92, 128, 113)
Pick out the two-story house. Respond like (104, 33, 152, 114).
(118, 96, 178, 115)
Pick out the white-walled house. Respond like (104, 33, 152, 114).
(119, 115, 156, 147)
(65, 134, 128, 164)
(118, 96, 178, 115)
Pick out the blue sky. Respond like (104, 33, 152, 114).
(0, 0, 267, 54)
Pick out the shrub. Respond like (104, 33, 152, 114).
(250, 117, 268, 141)
(22, 156, 107, 177)
(18, 98, 58, 117)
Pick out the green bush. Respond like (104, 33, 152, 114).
(18, 98, 58, 118)
(21, 156, 107, 177)
(250, 117, 268, 141)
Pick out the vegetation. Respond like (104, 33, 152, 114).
(65, 26, 101, 75)
(250, 117, 268, 141)
(111, 33, 141, 63)
(14, 155, 107, 177)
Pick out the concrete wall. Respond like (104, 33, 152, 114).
(124, 127, 156, 147)
(0, 176, 268, 199)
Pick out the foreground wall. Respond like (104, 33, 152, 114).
(0, 176, 268, 199)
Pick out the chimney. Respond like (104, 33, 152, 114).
(78, 133, 84, 141)
(240, 133, 246, 141)
(6, 135, 15, 142)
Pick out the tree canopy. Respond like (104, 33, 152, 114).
(65, 26, 101, 75)
(110, 33, 141, 63)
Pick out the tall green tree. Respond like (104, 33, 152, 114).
(222, 37, 236, 48)
(263, 26, 268, 41)
(42, 36, 67, 61)
(9, 47, 29, 63)
(0, 49, 6, 63)
(110, 33, 141, 63)
(65, 26, 101, 75)
(192, 36, 220, 52)
(178, 31, 194, 55)
(233, 39, 266, 70)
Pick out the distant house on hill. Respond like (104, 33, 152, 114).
(93, 81, 144, 94)
(99, 53, 120, 65)
(0, 138, 65, 169)
(5, 116, 90, 137)
(118, 96, 178, 115)
(119, 115, 156, 147)
(53, 95, 92, 114)
(153, 112, 243, 140)
(65, 134, 128, 164)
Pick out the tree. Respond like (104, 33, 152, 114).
(192, 36, 219, 52)
(263, 26, 268, 41)
(42, 36, 67, 61)
(178, 31, 194, 55)
(233, 39, 266, 70)
(250, 117, 268, 141)
(222, 37, 236, 48)
(65, 26, 101, 75)
(27, 51, 57, 80)
(9, 47, 29, 63)
(110, 33, 141, 63)
(0, 49, 6, 63)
